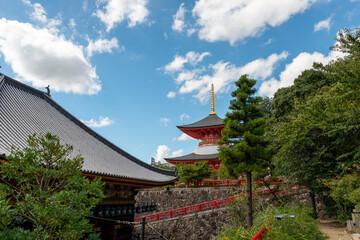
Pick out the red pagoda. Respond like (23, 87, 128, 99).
(165, 84, 225, 170)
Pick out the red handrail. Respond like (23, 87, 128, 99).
(174, 177, 285, 188)
(251, 223, 272, 240)
(251, 229, 267, 240)
(134, 185, 305, 223)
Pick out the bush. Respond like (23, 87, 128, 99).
(177, 161, 211, 182)
(218, 204, 327, 240)
(327, 173, 360, 222)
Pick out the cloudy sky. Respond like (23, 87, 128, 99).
(0, 0, 359, 163)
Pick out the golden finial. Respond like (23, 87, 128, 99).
(210, 83, 216, 115)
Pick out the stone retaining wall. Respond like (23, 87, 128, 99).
(133, 186, 311, 239)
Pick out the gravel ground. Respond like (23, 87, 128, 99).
(319, 220, 353, 240)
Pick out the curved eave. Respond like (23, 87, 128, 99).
(178, 125, 225, 140)
(177, 114, 225, 130)
(83, 172, 178, 188)
(164, 152, 219, 162)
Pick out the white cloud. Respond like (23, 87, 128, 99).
(164, 51, 210, 73)
(69, 18, 76, 28)
(263, 38, 273, 46)
(160, 117, 171, 126)
(172, 3, 187, 32)
(314, 15, 332, 32)
(153, 145, 183, 163)
(86, 37, 120, 57)
(177, 133, 196, 141)
(179, 113, 190, 121)
(81, 116, 115, 128)
(22, 1, 62, 34)
(167, 91, 176, 98)
(94, 0, 149, 31)
(192, 0, 316, 45)
(31, 3, 47, 23)
(171, 149, 184, 157)
(259, 50, 346, 96)
(22, 0, 31, 6)
(82, 0, 88, 11)
(164, 32, 168, 40)
(0, 18, 101, 95)
(187, 28, 196, 36)
(164, 51, 288, 103)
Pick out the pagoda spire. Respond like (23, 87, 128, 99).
(210, 83, 216, 115)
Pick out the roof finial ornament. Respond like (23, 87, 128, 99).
(210, 83, 216, 115)
(45, 85, 51, 97)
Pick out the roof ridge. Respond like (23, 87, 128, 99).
(1, 74, 176, 177)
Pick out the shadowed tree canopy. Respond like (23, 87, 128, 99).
(0, 133, 105, 240)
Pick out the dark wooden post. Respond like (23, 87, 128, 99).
(141, 217, 145, 240)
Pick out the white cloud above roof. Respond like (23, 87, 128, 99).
(172, 3, 187, 32)
(81, 116, 115, 128)
(94, 0, 149, 31)
(179, 113, 190, 121)
(0, 18, 101, 95)
(167, 91, 176, 98)
(153, 145, 183, 163)
(160, 117, 171, 126)
(86, 37, 121, 57)
(314, 15, 333, 32)
(163, 51, 288, 103)
(259, 50, 346, 96)
(192, 0, 316, 45)
(164, 51, 210, 73)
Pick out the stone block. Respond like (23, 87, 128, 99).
(353, 211, 360, 227)
(348, 220, 357, 233)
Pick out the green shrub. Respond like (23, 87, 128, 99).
(218, 204, 327, 240)
(177, 161, 211, 182)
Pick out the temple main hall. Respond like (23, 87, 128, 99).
(165, 84, 225, 170)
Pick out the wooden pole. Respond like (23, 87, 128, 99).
(141, 217, 145, 240)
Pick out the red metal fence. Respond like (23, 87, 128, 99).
(174, 177, 285, 188)
(134, 185, 305, 223)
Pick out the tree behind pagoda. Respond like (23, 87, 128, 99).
(218, 75, 268, 227)
(0, 133, 105, 239)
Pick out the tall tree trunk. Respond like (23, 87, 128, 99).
(246, 171, 253, 227)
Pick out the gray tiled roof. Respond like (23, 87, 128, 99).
(0, 75, 177, 184)
(165, 152, 218, 161)
(177, 114, 224, 129)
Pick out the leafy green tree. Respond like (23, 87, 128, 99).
(270, 28, 360, 217)
(151, 161, 175, 171)
(177, 161, 211, 182)
(218, 75, 269, 227)
(328, 172, 360, 221)
(0, 133, 105, 240)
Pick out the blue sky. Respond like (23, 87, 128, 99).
(0, 0, 359, 164)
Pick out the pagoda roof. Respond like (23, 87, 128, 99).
(0, 74, 177, 186)
(177, 114, 225, 129)
(165, 152, 218, 162)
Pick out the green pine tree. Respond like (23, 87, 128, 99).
(218, 75, 268, 227)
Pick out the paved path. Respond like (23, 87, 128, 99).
(319, 220, 353, 240)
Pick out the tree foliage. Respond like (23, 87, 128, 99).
(218, 75, 269, 227)
(218, 75, 269, 178)
(177, 161, 211, 182)
(266, 28, 360, 220)
(0, 133, 105, 240)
